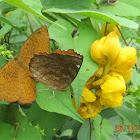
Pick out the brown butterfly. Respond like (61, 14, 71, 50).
(29, 48, 83, 92)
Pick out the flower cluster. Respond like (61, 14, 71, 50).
(74, 32, 137, 120)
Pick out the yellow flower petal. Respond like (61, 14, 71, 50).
(123, 69, 132, 83)
(110, 46, 137, 73)
(91, 32, 121, 65)
(82, 86, 96, 102)
(101, 22, 121, 37)
(101, 72, 126, 94)
(100, 94, 123, 108)
(100, 32, 121, 64)
(90, 37, 107, 64)
(96, 72, 125, 108)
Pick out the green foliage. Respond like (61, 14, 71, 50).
(99, 0, 140, 16)
(44, 8, 139, 29)
(36, 83, 84, 123)
(0, 0, 140, 139)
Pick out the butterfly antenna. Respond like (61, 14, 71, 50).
(36, 88, 49, 93)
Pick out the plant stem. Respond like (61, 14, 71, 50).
(14, 122, 19, 139)
(104, 22, 108, 36)
(10, 103, 19, 139)
(10, 103, 16, 124)
(89, 119, 92, 140)
(116, 25, 128, 46)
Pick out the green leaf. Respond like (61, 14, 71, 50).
(100, 0, 140, 16)
(77, 119, 91, 140)
(100, 108, 118, 118)
(0, 55, 7, 68)
(36, 83, 84, 123)
(14, 106, 28, 124)
(48, 19, 99, 106)
(61, 119, 81, 138)
(93, 115, 102, 140)
(117, 132, 133, 140)
(26, 102, 69, 140)
(100, 109, 122, 131)
(114, 104, 139, 125)
(101, 119, 114, 140)
(0, 15, 26, 28)
(16, 123, 42, 140)
(44, 8, 139, 29)
(121, 27, 138, 39)
(3, 0, 64, 29)
(109, 115, 122, 131)
(59, 129, 73, 137)
(0, 123, 14, 140)
(0, 104, 9, 122)
(136, 86, 140, 97)
(0, 100, 9, 105)
(136, 101, 140, 118)
(0, 24, 12, 37)
(131, 69, 140, 88)
(41, 0, 92, 10)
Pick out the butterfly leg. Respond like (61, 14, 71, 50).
(47, 91, 55, 101)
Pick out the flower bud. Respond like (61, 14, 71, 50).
(91, 32, 121, 65)
(101, 22, 121, 37)
(82, 86, 96, 102)
(110, 47, 137, 73)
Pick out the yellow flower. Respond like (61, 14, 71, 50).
(90, 37, 106, 65)
(101, 22, 121, 37)
(98, 90, 123, 108)
(91, 32, 121, 65)
(101, 32, 121, 64)
(101, 72, 126, 94)
(96, 72, 126, 108)
(123, 69, 132, 83)
(110, 46, 137, 73)
(77, 100, 102, 119)
(81, 86, 96, 103)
